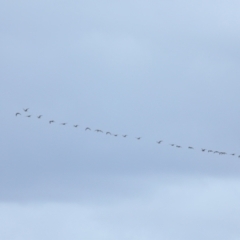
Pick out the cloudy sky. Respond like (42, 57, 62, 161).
(1, 0, 240, 239)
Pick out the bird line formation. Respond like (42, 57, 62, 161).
(16, 108, 240, 158)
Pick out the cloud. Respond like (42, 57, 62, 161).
(1, 0, 240, 238)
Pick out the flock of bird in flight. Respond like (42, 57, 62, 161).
(16, 108, 240, 158)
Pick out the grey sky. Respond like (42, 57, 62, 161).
(1, 0, 240, 239)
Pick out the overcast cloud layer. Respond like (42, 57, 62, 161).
(1, 1, 240, 239)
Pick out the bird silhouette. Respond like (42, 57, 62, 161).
(208, 150, 213, 153)
(231, 153, 235, 156)
(122, 135, 127, 137)
(15, 113, 21, 116)
(214, 151, 219, 154)
(202, 149, 206, 152)
(95, 129, 103, 133)
(49, 120, 54, 124)
(106, 132, 111, 135)
(188, 146, 194, 149)
(61, 123, 67, 125)
(73, 125, 78, 128)
(176, 145, 181, 148)
(219, 152, 226, 155)
(37, 115, 42, 118)
(136, 137, 141, 140)
(114, 134, 118, 137)
(157, 141, 162, 144)
(26, 115, 31, 118)
(85, 127, 91, 131)
(23, 108, 29, 112)
(170, 144, 175, 146)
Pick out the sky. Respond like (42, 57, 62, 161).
(1, 0, 240, 239)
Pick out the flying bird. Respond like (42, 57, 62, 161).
(231, 153, 235, 156)
(23, 108, 29, 112)
(122, 135, 127, 137)
(85, 127, 91, 131)
(136, 137, 141, 140)
(61, 123, 67, 125)
(176, 145, 181, 148)
(95, 129, 103, 133)
(106, 132, 111, 135)
(157, 141, 162, 144)
(49, 120, 54, 124)
(188, 147, 194, 149)
(37, 115, 42, 118)
(114, 134, 118, 137)
(208, 150, 213, 153)
(170, 144, 175, 146)
(201, 149, 206, 152)
(26, 115, 31, 117)
(15, 113, 21, 116)
(73, 125, 78, 128)
(219, 152, 226, 155)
